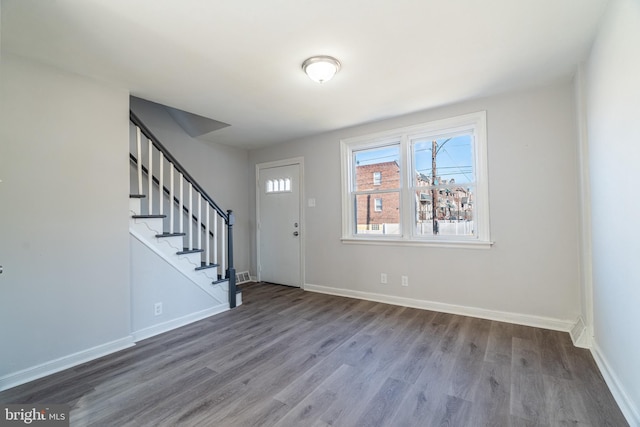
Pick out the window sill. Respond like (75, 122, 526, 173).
(341, 237, 494, 249)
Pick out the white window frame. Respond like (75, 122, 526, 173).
(373, 171, 382, 186)
(374, 198, 383, 212)
(340, 111, 492, 249)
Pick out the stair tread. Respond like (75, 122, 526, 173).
(212, 278, 228, 285)
(156, 232, 187, 238)
(132, 214, 166, 219)
(129, 194, 146, 199)
(177, 248, 204, 255)
(195, 263, 219, 271)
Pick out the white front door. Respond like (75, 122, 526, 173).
(257, 161, 302, 287)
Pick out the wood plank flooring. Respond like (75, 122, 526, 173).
(0, 282, 629, 426)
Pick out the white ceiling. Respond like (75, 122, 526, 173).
(2, 0, 608, 149)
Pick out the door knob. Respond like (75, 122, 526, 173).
(293, 231, 299, 236)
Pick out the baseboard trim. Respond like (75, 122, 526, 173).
(0, 336, 135, 392)
(132, 304, 229, 342)
(304, 283, 574, 332)
(591, 343, 640, 427)
(0, 304, 233, 392)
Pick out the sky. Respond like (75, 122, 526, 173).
(354, 133, 474, 185)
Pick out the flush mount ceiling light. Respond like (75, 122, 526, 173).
(302, 55, 341, 83)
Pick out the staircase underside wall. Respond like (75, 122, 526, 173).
(130, 235, 227, 341)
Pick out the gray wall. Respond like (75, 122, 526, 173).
(130, 97, 251, 275)
(249, 80, 581, 324)
(586, 0, 640, 421)
(0, 55, 131, 380)
(130, 235, 220, 335)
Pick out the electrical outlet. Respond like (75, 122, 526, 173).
(380, 273, 388, 284)
(401, 276, 409, 287)
(154, 302, 163, 316)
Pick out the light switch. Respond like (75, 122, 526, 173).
(308, 198, 316, 207)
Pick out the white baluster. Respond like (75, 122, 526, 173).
(221, 217, 226, 275)
(159, 152, 164, 216)
(136, 127, 142, 195)
(179, 173, 184, 234)
(148, 139, 153, 213)
(213, 211, 218, 271)
(205, 205, 210, 266)
(197, 194, 202, 250)
(188, 183, 193, 251)
(169, 165, 174, 234)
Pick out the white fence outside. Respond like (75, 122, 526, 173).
(357, 221, 474, 236)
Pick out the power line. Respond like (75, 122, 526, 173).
(355, 155, 399, 165)
(416, 165, 472, 171)
(441, 147, 472, 181)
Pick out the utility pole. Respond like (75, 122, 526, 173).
(430, 137, 452, 235)
(366, 194, 371, 231)
(431, 140, 438, 234)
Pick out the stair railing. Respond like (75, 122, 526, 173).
(129, 111, 237, 308)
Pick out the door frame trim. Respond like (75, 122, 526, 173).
(256, 157, 305, 288)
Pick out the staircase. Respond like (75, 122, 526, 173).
(128, 111, 239, 311)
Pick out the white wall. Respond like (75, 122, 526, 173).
(130, 97, 251, 275)
(0, 55, 131, 388)
(585, 0, 640, 423)
(250, 81, 582, 326)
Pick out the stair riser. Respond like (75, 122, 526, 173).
(132, 217, 164, 237)
(129, 197, 142, 216)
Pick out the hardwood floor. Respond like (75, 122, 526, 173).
(0, 282, 628, 426)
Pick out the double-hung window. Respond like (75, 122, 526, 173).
(341, 111, 491, 247)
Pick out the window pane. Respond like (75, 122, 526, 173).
(354, 145, 400, 191)
(413, 134, 474, 186)
(355, 192, 400, 235)
(373, 172, 382, 186)
(414, 186, 475, 237)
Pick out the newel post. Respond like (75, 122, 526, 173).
(226, 210, 237, 308)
